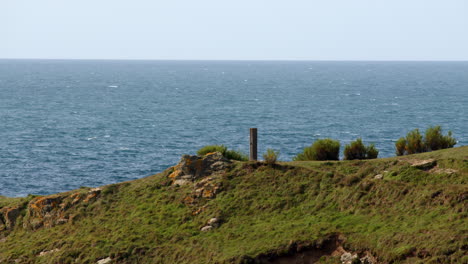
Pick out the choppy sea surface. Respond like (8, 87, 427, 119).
(0, 60, 466, 197)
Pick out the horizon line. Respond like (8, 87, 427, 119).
(1, 58, 468, 62)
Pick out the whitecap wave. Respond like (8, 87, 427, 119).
(118, 147, 131, 151)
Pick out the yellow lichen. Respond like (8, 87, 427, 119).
(168, 165, 182, 178)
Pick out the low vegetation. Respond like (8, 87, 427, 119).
(396, 126, 456, 156)
(262, 148, 280, 165)
(0, 147, 466, 263)
(424, 126, 457, 151)
(395, 137, 407, 156)
(197, 144, 248, 161)
(197, 144, 228, 156)
(293, 138, 340, 161)
(343, 138, 379, 160)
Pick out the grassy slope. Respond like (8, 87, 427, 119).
(0, 146, 467, 264)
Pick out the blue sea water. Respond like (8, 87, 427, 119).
(0, 60, 467, 197)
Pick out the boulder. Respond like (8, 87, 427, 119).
(208, 217, 220, 227)
(411, 159, 437, 170)
(341, 252, 358, 264)
(38, 248, 60, 256)
(96, 257, 112, 264)
(200, 225, 213, 232)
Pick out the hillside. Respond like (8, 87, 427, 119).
(0, 147, 467, 264)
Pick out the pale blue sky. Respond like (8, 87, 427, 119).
(1, 0, 468, 60)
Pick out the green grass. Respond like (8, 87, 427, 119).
(0, 146, 467, 263)
(196, 145, 248, 161)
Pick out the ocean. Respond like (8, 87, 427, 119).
(0, 60, 466, 197)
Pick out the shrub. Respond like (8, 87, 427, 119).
(395, 137, 406, 156)
(366, 144, 379, 159)
(196, 145, 248, 161)
(395, 126, 456, 156)
(344, 138, 379, 160)
(343, 138, 366, 160)
(263, 149, 280, 165)
(293, 138, 340, 161)
(405, 129, 425, 154)
(424, 126, 456, 151)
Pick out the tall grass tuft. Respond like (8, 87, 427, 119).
(263, 149, 280, 165)
(293, 138, 340, 161)
(196, 145, 248, 161)
(197, 145, 227, 156)
(224, 149, 248, 161)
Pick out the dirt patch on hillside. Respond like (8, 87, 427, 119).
(242, 234, 377, 264)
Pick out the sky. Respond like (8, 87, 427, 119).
(1, 0, 468, 60)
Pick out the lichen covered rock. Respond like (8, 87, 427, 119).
(169, 152, 231, 215)
(169, 152, 231, 185)
(0, 206, 21, 230)
(24, 188, 102, 230)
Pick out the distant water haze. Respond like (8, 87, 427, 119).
(0, 60, 467, 197)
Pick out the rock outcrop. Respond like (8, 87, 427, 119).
(0, 206, 21, 231)
(169, 152, 231, 186)
(24, 188, 102, 230)
(168, 152, 231, 215)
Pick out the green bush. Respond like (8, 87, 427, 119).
(395, 126, 456, 156)
(395, 137, 406, 156)
(293, 138, 340, 161)
(424, 126, 456, 151)
(343, 138, 366, 160)
(405, 129, 425, 154)
(196, 145, 248, 161)
(263, 149, 280, 165)
(366, 144, 379, 159)
(343, 138, 379, 160)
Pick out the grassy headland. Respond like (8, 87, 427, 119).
(0, 147, 466, 264)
